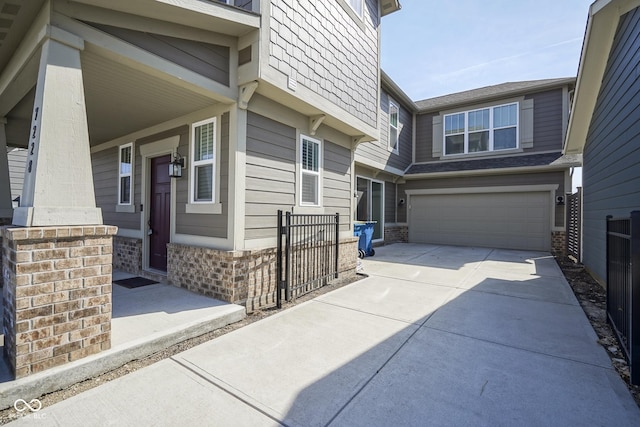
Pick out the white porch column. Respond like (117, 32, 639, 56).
(13, 35, 102, 226)
(0, 119, 13, 219)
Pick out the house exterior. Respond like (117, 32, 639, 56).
(565, 0, 640, 285)
(7, 148, 26, 207)
(356, 77, 578, 254)
(0, 0, 400, 377)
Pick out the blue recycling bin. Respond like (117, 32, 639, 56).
(354, 221, 376, 258)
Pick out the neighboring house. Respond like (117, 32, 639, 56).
(358, 77, 578, 254)
(7, 147, 26, 207)
(564, 0, 640, 284)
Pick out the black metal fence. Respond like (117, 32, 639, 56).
(566, 188, 582, 261)
(606, 211, 640, 385)
(276, 210, 339, 308)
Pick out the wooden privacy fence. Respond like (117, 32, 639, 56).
(276, 210, 339, 308)
(606, 211, 640, 385)
(566, 188, 582, 261)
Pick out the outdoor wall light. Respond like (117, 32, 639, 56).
(556, 195, 565, 205)
(169, 153, 185, 178)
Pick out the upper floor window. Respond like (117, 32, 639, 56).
(118, 143, 133, 205)
(389, 100, 399, 154)
(347, 0, 363, 17)
(191, 118, 216, 203)
(444, 103, 518, 155)
(300, 135, 322, 206)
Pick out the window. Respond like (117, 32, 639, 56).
(444, 103, 518, 155)
(389, 100, 399, 153)
(118, 143, 133, 205)
(191, 118, 216, 203)
(347, 0, 363, 16)
(300, 135, 321, 206)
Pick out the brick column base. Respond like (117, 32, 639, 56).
(551, 231, 566, 257)
(1, 225, 117, 378)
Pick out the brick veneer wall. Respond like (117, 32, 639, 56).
(551, 231, 566, 257)
(384, 225, 409, 244)
(167, 237, 358, 313)
(112, 236, 142, 275)
(1, 225, 117, 378)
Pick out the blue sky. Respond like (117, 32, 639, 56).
(381, 0, 594, 101)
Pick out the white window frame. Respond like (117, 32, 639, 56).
(443, 102, 519, 156)
(299, 134, 322, 207)
(346, 0, 363, 17)
(388, 100, 400, 154)
(118, 142, 133, 206)
(190, 117, 216, 205)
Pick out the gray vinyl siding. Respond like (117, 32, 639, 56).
(527, 89, 564, 153)
(245, 112, 297, 240)
(414, 89, 565, 163)
(268, 0, 379, 128)
(88, 23, 230, 86)
(397, 183, 407, 223)
(92, 147, 141, 230)
(245, 111, 353, 239)
(415, 113, 437, 163)
(355, 89, 413, 171)
(404, 171, 566, 228)
(8, 148, 26, 202)
(384, 181, 396, 223)
(323, 140, 352, 232)
(582, 6, 640, 284)
(173, 117, 229, 238)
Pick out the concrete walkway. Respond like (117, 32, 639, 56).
(0, 270, 245, 410)
(10, 244, 640, 426)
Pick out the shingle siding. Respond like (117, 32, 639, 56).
(268, 0, 379, 128)
(582, 7, 640, 283)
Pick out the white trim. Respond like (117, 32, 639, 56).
(388, 99, 399, 154)
(298, 134, 323, 207)
(117, 142, 134, 206)
(405, 184, 559, 196)
(139, 136, 180, 271)
(172, 233, 233, 251)
(443, 102, 519, 156)
(190, 117, 217, 205)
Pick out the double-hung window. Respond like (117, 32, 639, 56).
(444, 102, 518, 155)
(118, 143, 133, 205)
(191, 118, 216, 203)
(389, 100, 399, 153)
(300, 135, 321, 206)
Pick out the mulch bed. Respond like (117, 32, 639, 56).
(555, 257, 640, 407)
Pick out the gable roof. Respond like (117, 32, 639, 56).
(565, 0, 640, 154)
(415, 78, 576, 112)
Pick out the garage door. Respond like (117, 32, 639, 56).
(409, 192, 550, 251)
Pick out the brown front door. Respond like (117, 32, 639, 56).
(149, 155, 171, 271)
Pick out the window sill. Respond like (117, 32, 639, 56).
(186, 203, 222, 215)
(116, 204, 135, 213)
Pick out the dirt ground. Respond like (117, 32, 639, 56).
(2, 257, 639, 423)
(555, 257, 640, 407)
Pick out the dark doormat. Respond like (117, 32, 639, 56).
(113, 277, 159, 289)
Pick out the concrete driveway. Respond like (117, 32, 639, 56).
(12, 244, 640, 426)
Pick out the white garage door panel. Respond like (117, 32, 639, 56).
(409, 192, 550, 251)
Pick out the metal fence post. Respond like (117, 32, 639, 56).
(285, 211, 291, 302)
(334, 213, 339, 279)
(606, 215, 613, 327)
(276, 210, 283, 309)
(630, 210, 640, 385)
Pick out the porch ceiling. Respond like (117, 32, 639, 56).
(0, 0, 46, 71)
(6, 48, 218, 147)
